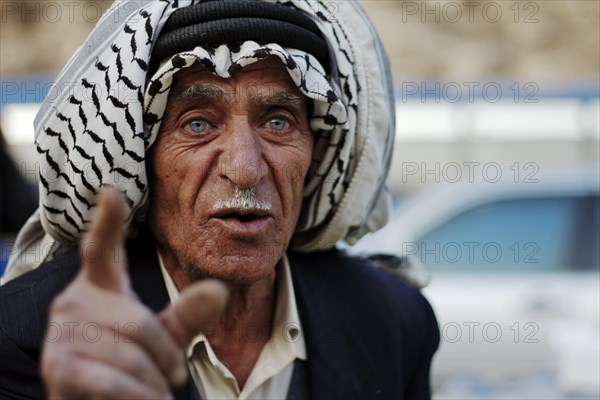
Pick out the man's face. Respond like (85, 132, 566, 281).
(147, 58, 313, 284)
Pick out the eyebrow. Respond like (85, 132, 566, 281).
(169, 84, 307, 111)
(247, 90, 305, 109)
(169, 84, 228, 104)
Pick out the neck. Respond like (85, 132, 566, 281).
(208, 274, 280, 388)
(207, 275, 277, 366)
(211, 276, 277, 342)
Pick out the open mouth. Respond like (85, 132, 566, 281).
(212, 208, 273, 238)
(221, 213, 263, 222)
(212, 210, 273, 235)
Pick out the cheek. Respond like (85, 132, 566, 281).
(284, 155, 311, 188)
(149, 137, 176, 181)
(150, 142, 209, 201)
(149, 146, 179, 207)
(290, 138, 314, 192)
(270, 142, 313, 214)
(147, 140, 200, 234)
(147, 150, 176, 238)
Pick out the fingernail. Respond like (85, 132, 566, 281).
(171, 364, 188, 386)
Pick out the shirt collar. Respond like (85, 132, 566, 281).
(156, 250, 307, 362)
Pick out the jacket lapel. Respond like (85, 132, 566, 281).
(289, 250, 374, 400)
(126, 234, 170, 313)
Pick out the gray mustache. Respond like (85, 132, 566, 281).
(213, 187, 272, 211)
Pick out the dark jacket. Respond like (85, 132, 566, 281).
(0, 227, 439, 399)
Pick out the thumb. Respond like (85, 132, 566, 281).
(80, 186, 129, 293)
(160, 280, 229, 347)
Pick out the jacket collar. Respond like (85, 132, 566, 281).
(288, 250, 375, 400)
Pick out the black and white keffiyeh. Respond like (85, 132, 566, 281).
(3, 0, 395, 283)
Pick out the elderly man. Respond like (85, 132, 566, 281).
(0, 1, 439, 399)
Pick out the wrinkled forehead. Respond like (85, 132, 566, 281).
(143, 42, 346, 141)
(166, 58, 309, 115)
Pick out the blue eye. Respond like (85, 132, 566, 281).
(187, 119, 208, 134)
(268, 118, 287, 131)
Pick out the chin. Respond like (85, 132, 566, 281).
(184, 244, 284, 284)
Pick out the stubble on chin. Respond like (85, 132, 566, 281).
(181, 243, 284, 285)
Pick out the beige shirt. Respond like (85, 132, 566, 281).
(158, 252, 307, 400)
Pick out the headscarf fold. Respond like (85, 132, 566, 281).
(2, 0, 395, 284)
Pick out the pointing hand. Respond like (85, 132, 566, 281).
(41, 187, 228, 399)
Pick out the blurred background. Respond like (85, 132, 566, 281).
(1, 0, 599, 398)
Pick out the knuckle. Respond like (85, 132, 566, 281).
(128, 356, 150, 377)
(135, 308, 157, 339)
(99, 375, 158, 399)
(47, 358, 80, 394)
(117, 344, 152, 376)
(95, 373, 121, 396)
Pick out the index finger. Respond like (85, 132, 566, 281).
(80, 186, 129, 293)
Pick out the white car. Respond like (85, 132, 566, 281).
(351, 164, 600, 398)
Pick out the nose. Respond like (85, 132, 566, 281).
(219, 118, 267, 189)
